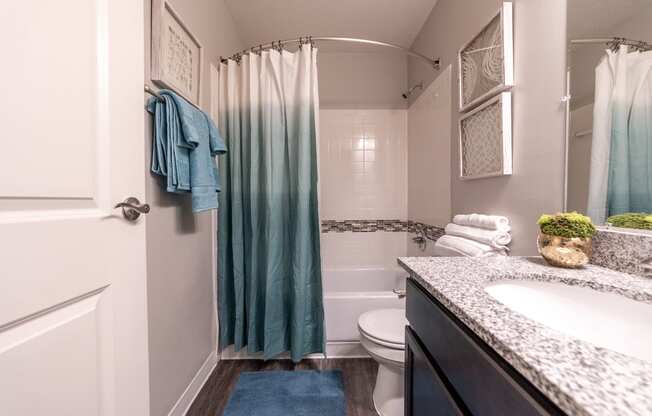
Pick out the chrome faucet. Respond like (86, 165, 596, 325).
(412, 224, 427, 251)
(641, 257, 652, 278)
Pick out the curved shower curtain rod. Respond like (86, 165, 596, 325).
(220, 36, 441, 70)
(570, 37, 652, 52)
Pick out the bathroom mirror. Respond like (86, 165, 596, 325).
(564, 0, 652, 229)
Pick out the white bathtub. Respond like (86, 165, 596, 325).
(323, 267, 406, 346)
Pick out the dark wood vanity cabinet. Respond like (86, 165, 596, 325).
(405, 278, 566, 416)
(405, 327, 467, 415)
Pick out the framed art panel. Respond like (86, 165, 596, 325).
(459, 92, 512, 180)
(458, 2, 513, 112)
(151, 0, 203, 105)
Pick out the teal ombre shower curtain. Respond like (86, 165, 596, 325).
(587, 46, 652, 222)
(217, 44, 324, 361)
(607, 48, 652, 216)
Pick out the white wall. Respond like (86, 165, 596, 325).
(319, 109, 408, 220)
(319, 109, 408, 269)
(408, 0, 568, 256)
(318, 51, 408, 109)
(407, 66, 452, 256)
(321, 232, 409, 272)
(143, 1, 243, 415)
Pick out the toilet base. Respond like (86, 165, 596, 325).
(372, 362, 404, 416)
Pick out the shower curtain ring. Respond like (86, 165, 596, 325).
(298, 36, 303, 50)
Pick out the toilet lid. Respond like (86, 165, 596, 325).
(358, 309, 407, 347)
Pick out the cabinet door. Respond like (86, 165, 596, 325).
(405, 327, 467, 416)
(407, 279, 562, 416)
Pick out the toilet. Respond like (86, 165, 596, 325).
(358, 308, 408, 416)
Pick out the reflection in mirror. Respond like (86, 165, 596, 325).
(565, 0, 652, 229)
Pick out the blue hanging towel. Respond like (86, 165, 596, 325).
(147, 90, 227, 212)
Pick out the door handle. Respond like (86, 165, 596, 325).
(114, 197, 150, 221)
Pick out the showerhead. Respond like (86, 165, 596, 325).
(402, 82, 423, 99)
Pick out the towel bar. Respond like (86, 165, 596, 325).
(144, 84, 203, 111)
(144, 84, 163, 100)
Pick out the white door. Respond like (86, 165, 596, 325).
(0, 1, 149, 415)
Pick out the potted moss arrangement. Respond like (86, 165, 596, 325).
(607, 213, 652, 230)
(537, 212, 597, 268)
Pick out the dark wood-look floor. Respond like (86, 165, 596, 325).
(187, 358, 379, 416)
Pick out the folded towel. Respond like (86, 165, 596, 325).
(453, 214, 511, 231)
(435, 235, 507, 257)
(148, 95, 192, 193)
(445, 223, 511, 248)
(432, 245, 465, 257)
(147, 90, 227, 213)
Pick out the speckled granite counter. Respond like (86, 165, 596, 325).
(398, 256, 652, 416)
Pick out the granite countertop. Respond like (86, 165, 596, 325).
(398, 256, 652, 416)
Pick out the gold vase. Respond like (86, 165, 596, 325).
(537, 232, 592, 268)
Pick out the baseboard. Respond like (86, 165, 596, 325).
(219, 341, 370, 360)
(167, 351, 218, 416)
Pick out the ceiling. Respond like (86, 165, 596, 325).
(568, 0, 652, 39)
(224, 0, 439, 52)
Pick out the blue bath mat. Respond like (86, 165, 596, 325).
(223, 370, 346, 416)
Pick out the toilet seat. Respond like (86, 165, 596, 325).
(358, 308, 407, 350)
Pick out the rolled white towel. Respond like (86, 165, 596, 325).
(453, 214, 511, 231)
(432, 244, 465, 257)
(445, 223, 511, 248)
(435, 235, 507, 258)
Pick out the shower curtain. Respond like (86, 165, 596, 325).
(587, 46, 652, 223)
(217, 45, 324, 361)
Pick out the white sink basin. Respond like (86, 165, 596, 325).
(485, 280, 652, 363)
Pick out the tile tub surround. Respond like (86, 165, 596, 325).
(591, 227, 652, 277)
(398, 256, 652, 416)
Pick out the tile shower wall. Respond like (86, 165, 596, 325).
(320, 109, 407, 220)
(321, 231, 409, 271)
(319, 109, 408, 268)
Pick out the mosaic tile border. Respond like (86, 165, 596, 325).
(320, 219, 445, 241)
(321, 220, 408, 233)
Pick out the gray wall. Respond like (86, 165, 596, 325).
(318, 51, 408, 109)
(570, 6, 652, 109)
(407, 66, 452, 256)
(144, 1, 243, 415)
(408, 0, 568, 255)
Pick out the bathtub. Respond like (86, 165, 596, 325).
(322, 267, 406, 353)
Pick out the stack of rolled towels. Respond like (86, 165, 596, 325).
(434, 214, 511, 257)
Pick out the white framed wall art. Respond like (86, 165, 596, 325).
(459, 92, 512, 180)
(458, 2, 513, 112)
(151, 0, 203, 105)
